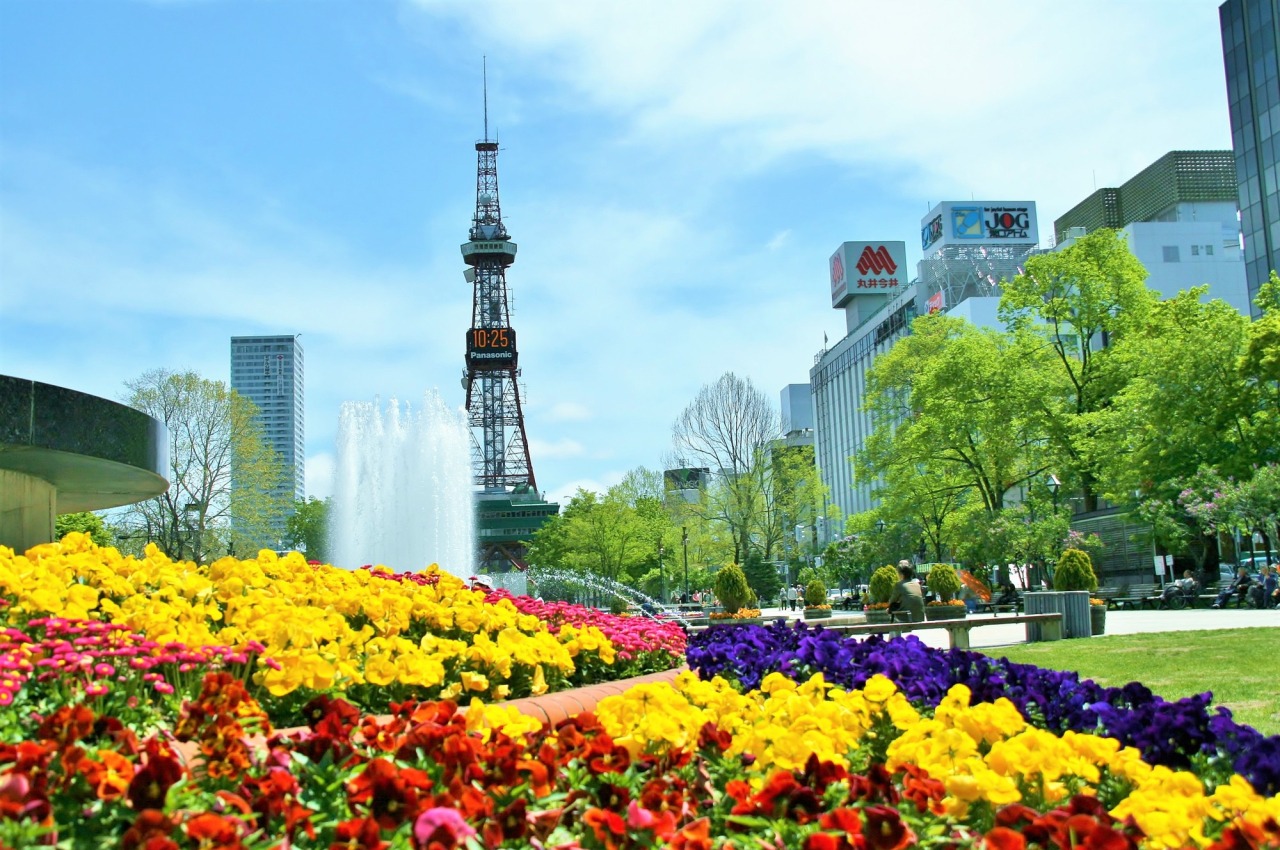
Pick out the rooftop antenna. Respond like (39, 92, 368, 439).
(482, 56, 489, 142)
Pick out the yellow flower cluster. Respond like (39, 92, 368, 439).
(596, 671, 919, 772)
(0, 535, 605, 701)
(885, 684, 1280, 849)
(597, 673, 1280, 848)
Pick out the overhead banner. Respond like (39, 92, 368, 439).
(920, 201, 1038, 256)
(830, 241, 908, 308)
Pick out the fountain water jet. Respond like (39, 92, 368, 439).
(331, 393, 474, 577)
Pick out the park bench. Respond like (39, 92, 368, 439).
(975, 590, 1025, 616)
(1094, 586, 1124, 609)
(1111, 583, 1163, 609)
(688, 612, 1065, 650)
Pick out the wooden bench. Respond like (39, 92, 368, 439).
(1094, 586, 1124, 609)
(1112, 583, 1163, 609)
(975, 590, 1025, 616)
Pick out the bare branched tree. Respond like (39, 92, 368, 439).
(670, 372, 780, 563)
(121, 369, 286, 563)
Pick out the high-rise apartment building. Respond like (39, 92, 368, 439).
(1220, 0, 1280, 315)
(229, 335, 305, 504)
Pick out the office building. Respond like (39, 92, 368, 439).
(229, 335, 305, 504)
(1220, 0, 1280, 315)
(1055, 151, 1250, 316)
(812, 208, 1039, 522)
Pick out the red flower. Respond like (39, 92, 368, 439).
(79, 749, 135, 802)
(333, 816, 387, 850)
(984, 826, 1027, 850)
(127, 749, 184, 812)
(669, 817, 713, 850)
(819, 807, 862, 836)
(120, 809, 178, 850)
(863, 805, 914, 850)
(184, 812, 247, 847)
(582, 806, 626, 849)
(346, 758, 433, 830)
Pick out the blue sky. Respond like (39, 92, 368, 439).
(1, 0, 1233, 507)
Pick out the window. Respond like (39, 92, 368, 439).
(1206, 244, 1214, 255)
(1162, 246, 1180, 263)
(1191, 245, 1200, 256)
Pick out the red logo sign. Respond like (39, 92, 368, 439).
(830, 252, 845, 287)
(855, 245, 897, 276)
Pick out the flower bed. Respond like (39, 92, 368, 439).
(0, 536, 684, 725)
(686, 620, 1280, 797)
(2, 538, 1278, 848)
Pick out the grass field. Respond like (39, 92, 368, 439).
(982, 627, 1279, 736)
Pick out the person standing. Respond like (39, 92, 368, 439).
(887, 560, 925, 623)
(786, 583, 799, 612)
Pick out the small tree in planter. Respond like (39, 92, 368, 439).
(1053, 549, 1098, 591)
(713, 563, 756, 617)
(1053, 548, 1102, 637)
(924, 562, 966, 619)
(803, 578, 831, 618)
(925, 563, 962, 601)
(865, 564, 900, 622)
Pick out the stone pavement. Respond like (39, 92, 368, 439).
(754, 605, 1279, 651)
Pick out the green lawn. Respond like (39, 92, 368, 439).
(981, 628, 1279, 736)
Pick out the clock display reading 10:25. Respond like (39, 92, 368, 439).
(466, 327, 517, 368)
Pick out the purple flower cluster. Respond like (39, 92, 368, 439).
(687, 620, 1280, 795)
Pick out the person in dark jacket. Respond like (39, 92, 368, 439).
(888, 561, 925, 623)
(1211, 567, 1253, 608)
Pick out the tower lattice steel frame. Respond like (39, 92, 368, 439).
(460, 82, 537, 511)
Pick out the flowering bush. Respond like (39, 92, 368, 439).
(926, 598, 966, 607)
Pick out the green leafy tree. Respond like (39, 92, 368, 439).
(998, 229, 1155, 512)
(120, 369, 287, 563)
(740, 550, 783, 605)
(54, 512, 111, 547)
(285, 496, 330, 562)
(860, 315, 1053, 518)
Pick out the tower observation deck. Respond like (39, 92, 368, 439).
(461, 73, 557, 572)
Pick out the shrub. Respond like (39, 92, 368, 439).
(804, 579, 827, 607)
(868, 565, 900, 604)
(1053, 548, 1098, 592)
(713, 563, 753, 615)
(925, 563, 962, 602)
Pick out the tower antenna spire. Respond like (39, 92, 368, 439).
(482, 56, 489, 142)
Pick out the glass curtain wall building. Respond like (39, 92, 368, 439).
(1220, 0, 1280, 315)
(229, 335, 305, 504)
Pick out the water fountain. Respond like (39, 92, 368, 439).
(527, 566, 693, 623)
(330, 393, 475, 577)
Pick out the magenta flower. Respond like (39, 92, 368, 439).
(413, 806, 476, 845)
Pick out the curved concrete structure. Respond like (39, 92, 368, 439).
(0, 375, 168, 551)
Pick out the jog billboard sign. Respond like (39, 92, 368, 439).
(920, 201, 1038, 256)
(829, 241, 908, 308)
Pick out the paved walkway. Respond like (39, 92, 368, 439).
(754, 605, 1279, 651)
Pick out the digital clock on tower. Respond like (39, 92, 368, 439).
(466, 327, 517, 369)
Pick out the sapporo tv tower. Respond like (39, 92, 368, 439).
(460, 67, 558, 573)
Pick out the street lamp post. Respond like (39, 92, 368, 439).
(682, 526, 689, 602)
(658, 543, 666, 604)
(1047, 474, 1061, 512)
